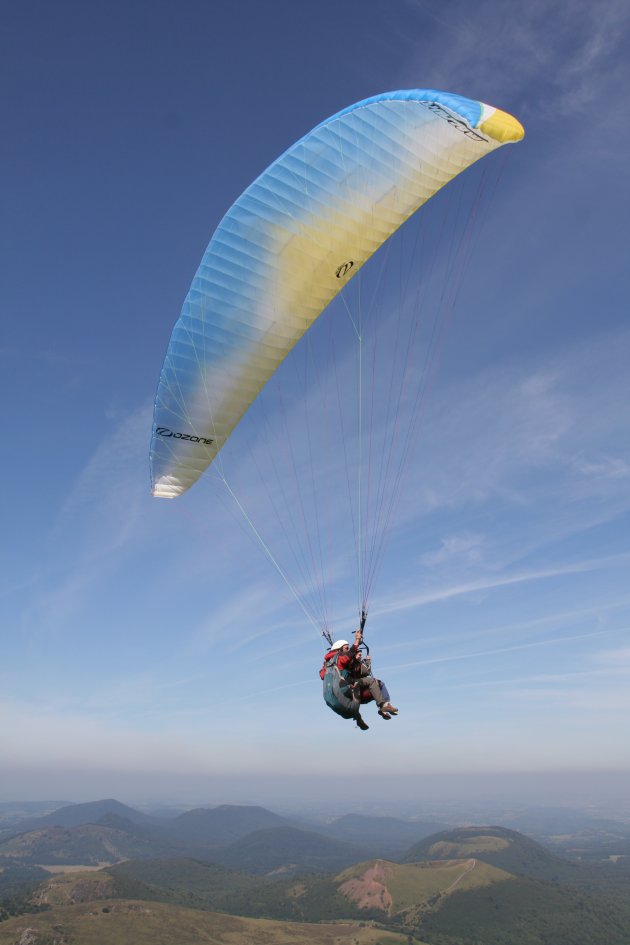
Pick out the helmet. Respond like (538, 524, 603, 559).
(330, 639, 349, 651)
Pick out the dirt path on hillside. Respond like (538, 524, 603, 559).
(444, 858, 476, 894)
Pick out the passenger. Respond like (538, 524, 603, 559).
(320, 629, 397, 730)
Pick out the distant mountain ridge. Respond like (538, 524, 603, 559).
(2, 802, 626, 895)
(166, 804, 291, 846)
(3, 799, 159, 836)
(0, 800, 453, 872)
(0, 804, 374, 874)
(214, 825, 372, 874)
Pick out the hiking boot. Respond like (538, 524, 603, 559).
(378, 709, 392, 720)
(356, 714, 369, 731)
(380, 702, 398, 715)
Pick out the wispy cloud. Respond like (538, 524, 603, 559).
(420, 532, 486, 567)
(373, 553, 630, 619)
(12, 404, 156, 640)
(572, 454, 630, 482)
(188, 581, 291, 651)
(400, 0, 630, 121)
(592, 645, 630, 669)
(384, 625, 627, 673)
(52, 401, 152, 556)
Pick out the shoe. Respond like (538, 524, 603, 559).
(356, 715, 369, 731)
(380, 702, 398, 715)
(378, 709, 391, 720)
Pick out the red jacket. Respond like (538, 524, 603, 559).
(319, 645, 359, 680)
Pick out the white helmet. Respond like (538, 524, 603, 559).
(330, 639, 349, 651)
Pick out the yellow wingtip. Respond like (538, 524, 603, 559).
(479, 108, 525, 144)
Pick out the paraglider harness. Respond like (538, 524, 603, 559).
(321, 611, 369, 720)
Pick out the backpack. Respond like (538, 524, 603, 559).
(321, 651, 361, 720)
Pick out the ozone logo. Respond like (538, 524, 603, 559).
(335, 260, 354, 279)
(155, 427, 213, 446)
(423, 101, 487, 142)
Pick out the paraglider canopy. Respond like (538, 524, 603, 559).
(150, 88, 523, 499)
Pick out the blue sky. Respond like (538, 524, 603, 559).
(2, 0, 630, 809)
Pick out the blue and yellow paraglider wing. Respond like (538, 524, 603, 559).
(150, 89, 523, 498)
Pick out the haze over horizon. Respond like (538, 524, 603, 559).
(2, 0, 629, 801)
(2, 770, 629, 821)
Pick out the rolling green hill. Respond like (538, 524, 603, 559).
(29, 856, 516, 924)
(108, 857, 261, 908)
(401, 824, 584, 883)
(9, 846, 630, 945)
(7, 817, 630, 945)
(213, 826, 371, 875)
(336, 858, 511, 919)
(0, 898, 413, 945)
(34, 863, 373, 924)
(417, 874, 630, 945)
(0, 824, 175, 867)
(0, 861, 49, 899)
